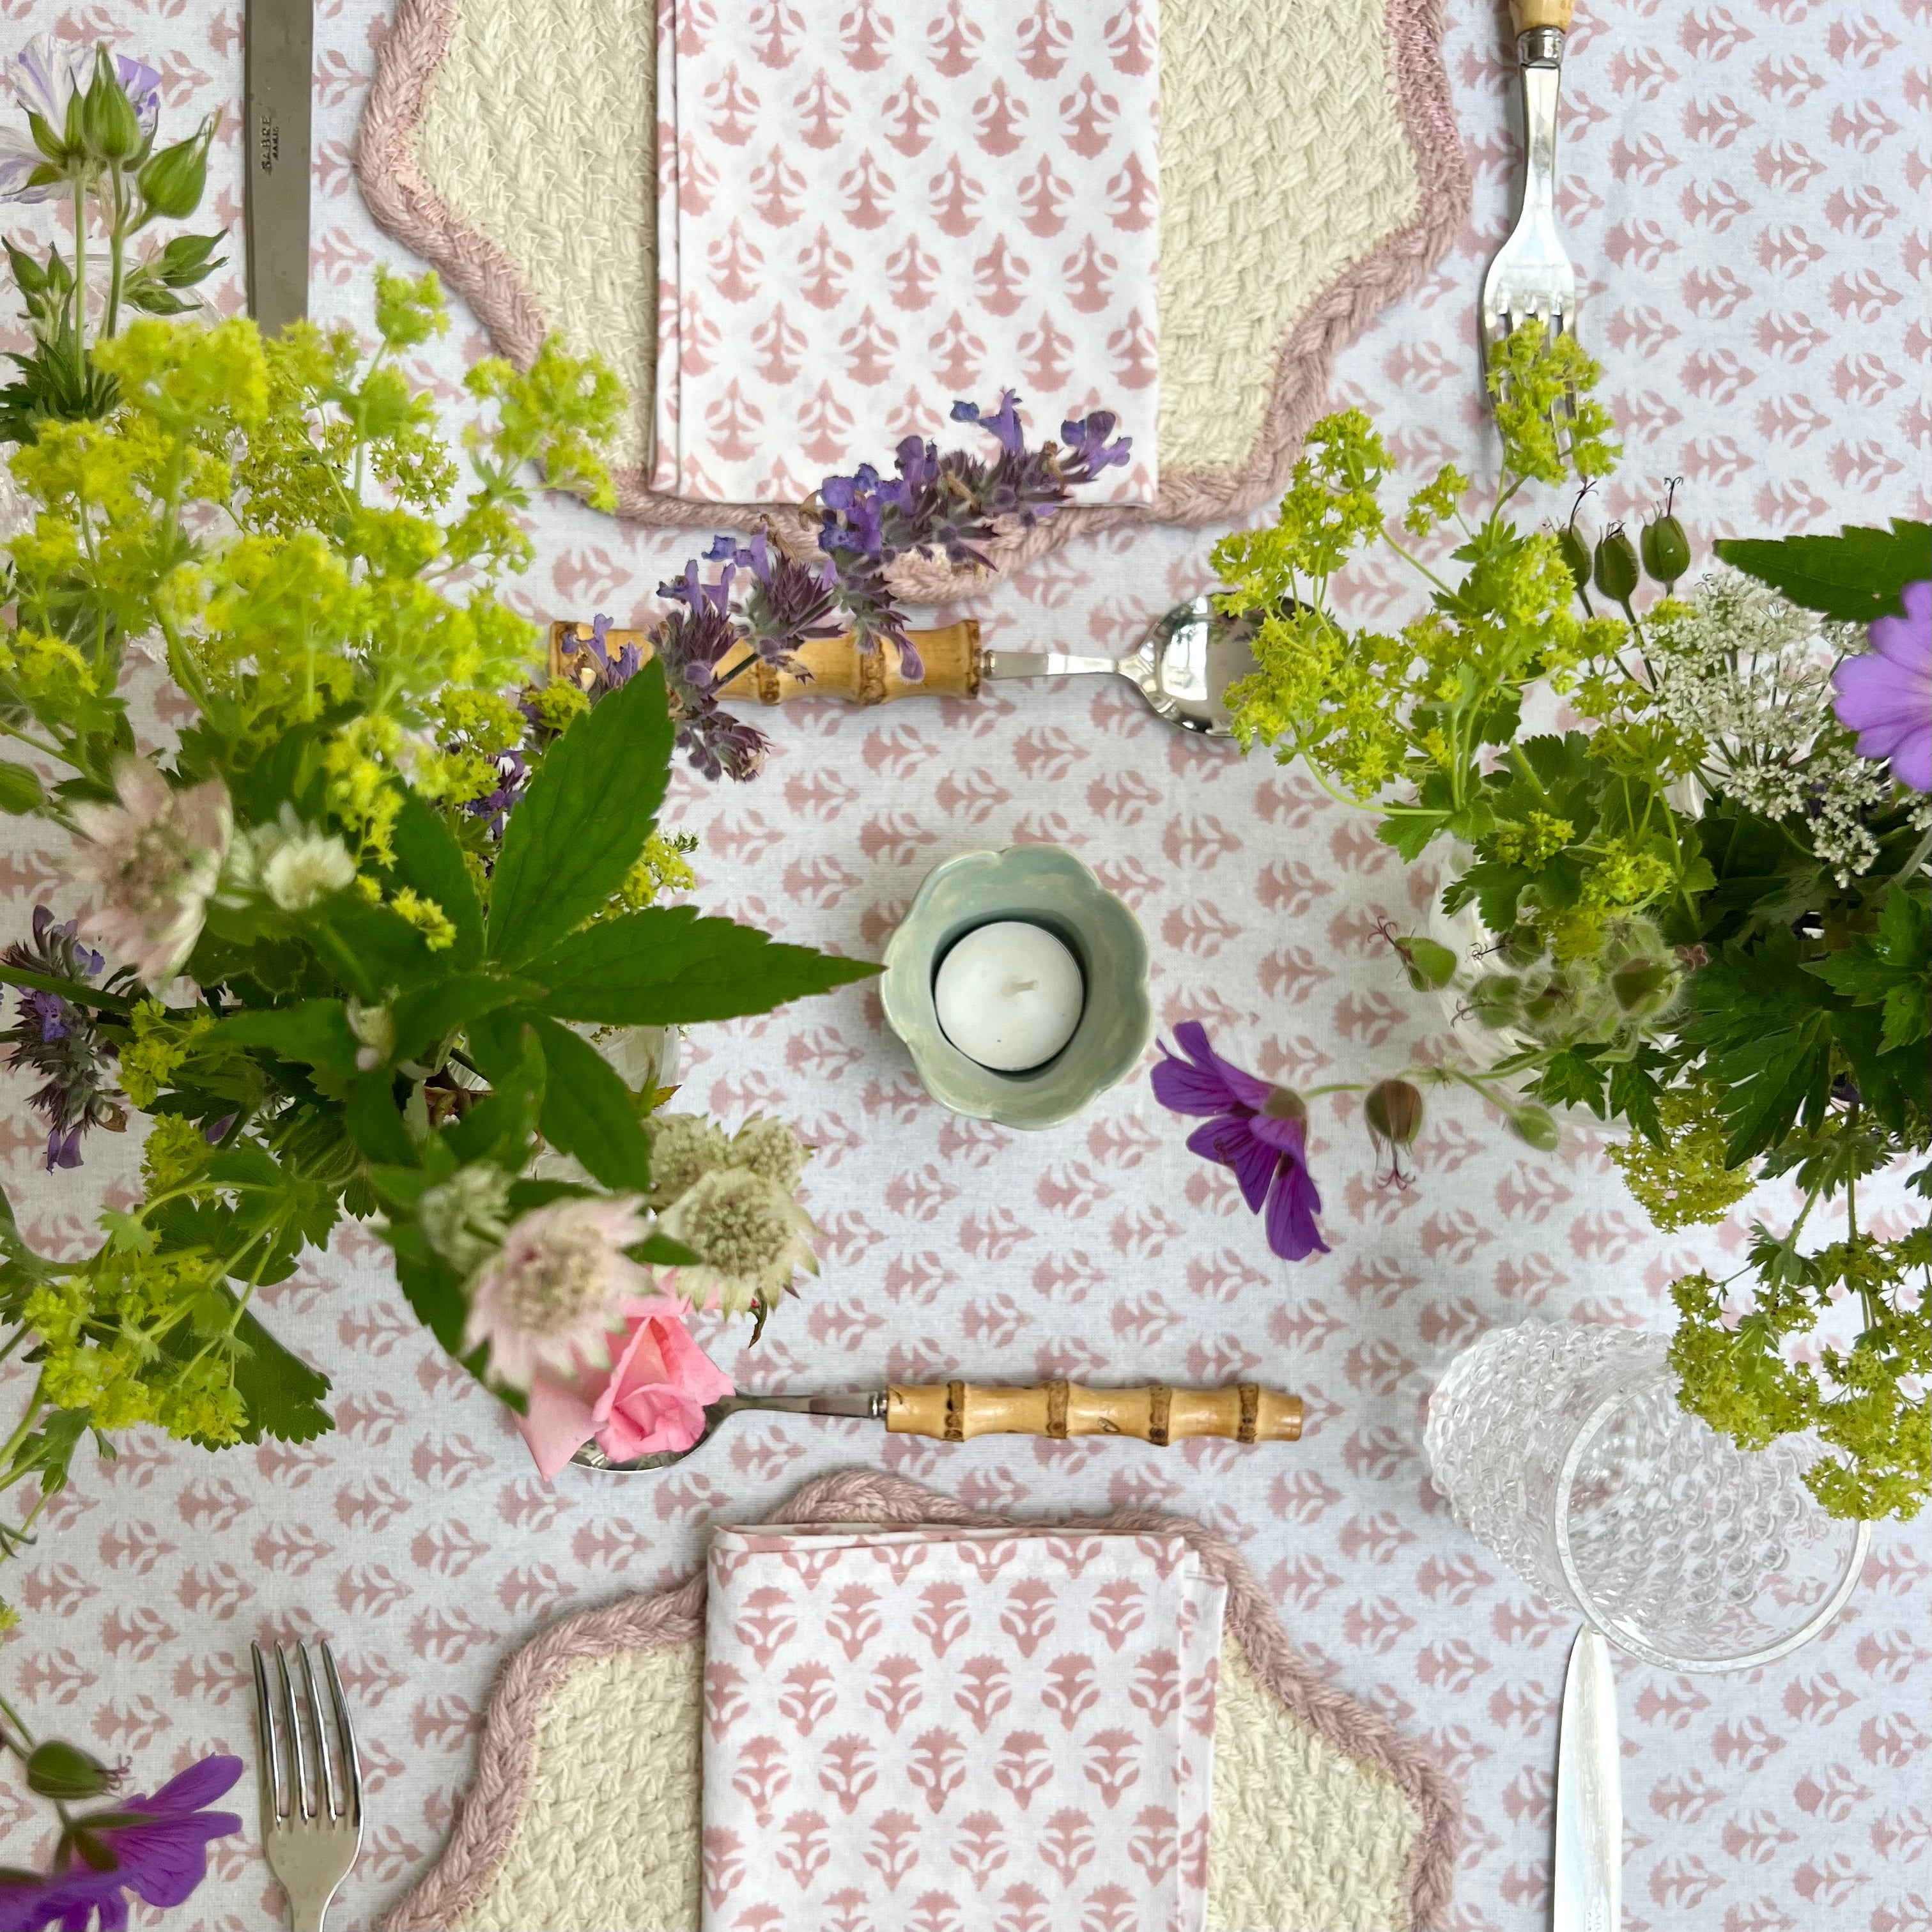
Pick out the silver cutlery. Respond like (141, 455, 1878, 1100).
(1552, 1627, 1621, 1932)
(574, 1377, 1304, 1472)
(243, 0, 313, 332)
(252, 1640, 362, 1932)
(1480, 0, 1579, 373)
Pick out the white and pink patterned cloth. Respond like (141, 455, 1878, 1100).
(700, 1524, 1225, 1931)
(651, 0, 1161, 504)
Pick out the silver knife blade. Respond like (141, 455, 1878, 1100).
(1552, 1627, 1621, 1932)
(243, 0, 313, 332)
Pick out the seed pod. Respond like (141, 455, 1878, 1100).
(137, 129, 210, 221)
(1640, 511, 1690, 590)
(1396, 936, 1458, 991)
(26, 1740, 120, 1802)
(81, 49, 141, 163)
(1557, 525, 1593, 599)
(1364, 1078, 1424, 1150)
(1509, 1105, 1562, 1153)
(1499, 925, 1544, 970)
(1467, 974, 1521, 1029)
(1593, 525, 1641, 604)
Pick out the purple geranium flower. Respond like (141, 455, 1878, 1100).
(1151, 1021, 1329, 1262)
(1834, 579, 1932, 792)
(0, 1754, 242, 1932)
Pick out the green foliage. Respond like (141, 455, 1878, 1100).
(1715, 519, 1931, 622)
(1214, 320, 1931, 1520)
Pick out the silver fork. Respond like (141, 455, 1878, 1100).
(1480, 0, 1579, 378)
(251, 1640, 363, 1932)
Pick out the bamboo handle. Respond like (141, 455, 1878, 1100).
(1511, 0, 1574, 27)
(549, 619, 983, 705)
(885, 1381, 1302, 1446)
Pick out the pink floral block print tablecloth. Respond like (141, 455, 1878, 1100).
(0, 0, 1924, 1929)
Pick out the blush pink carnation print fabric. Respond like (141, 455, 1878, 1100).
(652, 0, 1161, 504)
(700, 1525, 1224, 1931)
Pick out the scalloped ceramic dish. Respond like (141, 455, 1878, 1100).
(881, 846, 1152, 1131)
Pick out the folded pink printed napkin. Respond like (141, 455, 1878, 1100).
(701, 1523, 1224, 1932)
(653, 0, 1161, 506)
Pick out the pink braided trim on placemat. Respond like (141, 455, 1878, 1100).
(380, 1469, 1462, 1932)
(355, 0, 1467, 569)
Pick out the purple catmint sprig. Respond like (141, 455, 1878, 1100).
(568, 390, 1128, 782)
(1, 905, 127, 1170)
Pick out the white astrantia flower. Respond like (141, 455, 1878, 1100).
(656, 1166, 819, 1318)
(222, 805, 356, 913)
(418, 1163, 514, 1278)
(645, 1113, 732, 1207)
(346, 998, 394, 1072)
(1647, 569, 1928, 886)
(68, 759, 232, 985)
(728, 1114, 811, 1194)
(461, 1194, 653, 1389)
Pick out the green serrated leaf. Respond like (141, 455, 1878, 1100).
(488, 661, 676, 966)
(0, 761, 47, 814)
(522, 1012, 653, 1193)
(1714, 520, 1932, 622)
(213, 1000, 360, 1076)
(523, 907, 879, 1026)
(385, 791, 485, 967)
(389, 972, 539, 1068)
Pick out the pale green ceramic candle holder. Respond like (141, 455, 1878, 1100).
(881, 845, 1153, 1130)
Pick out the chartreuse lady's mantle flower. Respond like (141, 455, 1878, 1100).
(1834, 579, 1932, 792)
(1152, 1021, 1329, 1262)
(67, 759, 230, 986)
(462, 1195, 654, 1389)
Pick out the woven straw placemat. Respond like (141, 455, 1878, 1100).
(357, 0, 1465, 552)
(382, 1471, 1460, 1932)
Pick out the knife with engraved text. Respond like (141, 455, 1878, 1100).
(243, 0, 312, 332)
(1552, 1627, 1622, 1932)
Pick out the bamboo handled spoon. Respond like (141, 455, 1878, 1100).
(572, 1379, 1302, 1472)
(551, 595, 1264, 739)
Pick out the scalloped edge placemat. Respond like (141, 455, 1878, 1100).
(357, 0, 1467, 554)
(382, 1471, 1461, 1932)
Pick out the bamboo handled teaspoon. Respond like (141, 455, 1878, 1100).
(573, 1379, 1303, 1472)
(550, 595, 1263, 739)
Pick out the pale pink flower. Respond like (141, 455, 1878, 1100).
(461, 1194, 654, 1389)
(516, 1296, 734, 1480)
(68, 759, 231, 985)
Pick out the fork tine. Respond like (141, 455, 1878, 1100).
(274, 1642, 314, 1821)
(322, 1642, 363, 1829)
(298, 1643, 343, 1823)
(250, 1642, 283, 1826)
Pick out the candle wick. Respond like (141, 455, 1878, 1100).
(1007, 978, 1039, 994)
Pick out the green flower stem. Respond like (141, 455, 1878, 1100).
(0, 1374, 47, 1474)
(69, 177, 86, 345)
(0, 1685, 38, 1758)
(104, 165, 126, 337)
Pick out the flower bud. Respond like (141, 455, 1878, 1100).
(1557, 525, 1593, 599)
(81, 49, 142, 162)
(1364, 1078, 1423, 1149)
(26, 1740, 121, 1802)
(1509, 1105, 1561, 1153)
(137, 127, 210, 220)
(1609, 956, 1677, 1019)
(1395, 935, 1457, 991)
(1499, 924, 1544, 970)
(1593, 526, 1641, 604)
(1640, 511, 1690, 590)
(1467, 973, 1521, 1029)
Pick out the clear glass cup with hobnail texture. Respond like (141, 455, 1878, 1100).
(1424, 1321, 1869, 1673)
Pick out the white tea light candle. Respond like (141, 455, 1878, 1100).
(934, 922, 1085, 1072)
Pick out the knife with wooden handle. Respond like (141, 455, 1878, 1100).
(244, 0, 312, 332)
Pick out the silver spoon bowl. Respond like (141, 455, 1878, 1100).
(979, 594, 1264, 737)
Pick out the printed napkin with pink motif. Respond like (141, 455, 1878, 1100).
(651, 0, 1161, 506)
(700, 1523, 1225, 1932)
